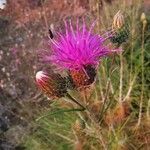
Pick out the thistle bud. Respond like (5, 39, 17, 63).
(112, 10, 125, 30)
(140, 12, 146, 22)
(140, 12, 147, 27)
(110, 10, 129, 46)
(69, 65, 96, 88)
(36, 71, 67, 99)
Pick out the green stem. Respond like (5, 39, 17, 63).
(119, 51, 123, 103)
(137, 20, 145, 126)
(98, 55, 115, 122)
(66, 93, 86, 110)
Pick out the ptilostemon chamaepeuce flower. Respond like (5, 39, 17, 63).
(47, 20, 120, 88)
(36, 71, 67, 99)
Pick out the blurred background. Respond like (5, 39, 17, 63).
(0, 0, 149, 149)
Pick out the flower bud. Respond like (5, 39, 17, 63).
(140, 12, 146, 22)
(110, 10, 129, 46)
(140, 12, 147, 27)
(36, 71, 67, 99)
(112, 10, 125, 30)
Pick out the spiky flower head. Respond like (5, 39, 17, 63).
(45, 20, 120, 88)
(36, 71, 67, 99)
(48, 19, 119, 70)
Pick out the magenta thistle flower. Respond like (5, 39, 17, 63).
(48, 20, 119, 70)
(43, 20, 120, 88)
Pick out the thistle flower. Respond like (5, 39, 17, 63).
(36, 71, 67, 99)
(46, 20, 119, 88)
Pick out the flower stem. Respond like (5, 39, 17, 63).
(66, 93, 86, 110)
(137, 19, 146, 127)
(119, 50, 123, 103)
(98, 55, 115, 122)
